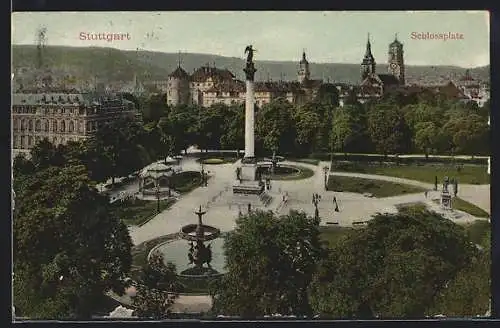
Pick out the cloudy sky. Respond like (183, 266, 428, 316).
(12, 11, 489, 68)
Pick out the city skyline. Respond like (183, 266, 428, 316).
(12, 11, 489, 68)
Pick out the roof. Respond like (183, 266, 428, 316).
(12, 92, 133, 107)
(12, 93, 92, 106)
(169, 66, 189, 79)
(390, 37, 403, 47)
(377, 74, 400, 85)
(254, 81, 303, 93)
(302, 79, 323, 89)
(190, 66, 235, 83)
(139, 162, 174, 178)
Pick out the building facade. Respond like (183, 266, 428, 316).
(455, 69, 490, 107)
(12, 92, 137, 151)
(166, 52, 323, 108)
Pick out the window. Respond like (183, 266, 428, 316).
(51, 120, 57, 132)
(28, 136, 33, 146)
(35, 120, 41, 132)
(60, 120, 66, 133)
(28, 120, 33, 131)
(69, 121, 74, 132)
(44, 120, 49, 132)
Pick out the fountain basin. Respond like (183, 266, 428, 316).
(151, 237, 227, 277)
(179, 224, 221, 242)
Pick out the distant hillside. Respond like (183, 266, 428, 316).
(12, 45, 490, 85)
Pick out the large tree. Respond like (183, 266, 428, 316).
(330, 105, 368, 154)
(13, 165, 132, 319)
(413, 121, 440, 158)
(309, 209, 476, 318)
(161, 104, 198, 154)
(368, 106, 412, 156)
(87, 116, 147, 184)
(132, 251, 180, 319)
(294, 103, 323, 155)
(30, 138, 67, 170)
(211, 210, 324, 317)
(442, 114, 489, 156)
(428, 233, 490, 316)
(220, 103, 245, 151)
(256, 98, 297, 155)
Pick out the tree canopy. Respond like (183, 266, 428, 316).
(13, 165, 132, 319)
(309, 209, 477, 318)
(211, 210, 324, 317)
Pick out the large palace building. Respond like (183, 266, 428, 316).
(11, 91, 137, 153)
(166, 51, 323, 108)
(164, 36, 415, 108)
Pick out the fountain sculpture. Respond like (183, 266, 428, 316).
(177, 206, 223, 277)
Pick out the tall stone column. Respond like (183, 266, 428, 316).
(245, 79, 255, 158)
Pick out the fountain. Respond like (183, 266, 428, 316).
(152, 206, 225, 279)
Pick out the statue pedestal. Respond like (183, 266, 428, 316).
(233, 163, 264, 195)
(441, 191, 452, 210)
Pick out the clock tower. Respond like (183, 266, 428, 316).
(388, 34, 405, 85)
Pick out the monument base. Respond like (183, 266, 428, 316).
(232, 180, 264, 195)
(233, 162, 264, 195)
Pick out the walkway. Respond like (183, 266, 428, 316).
(129, 159, 490, 246)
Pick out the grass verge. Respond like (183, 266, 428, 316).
(327, 176, 425, 197)
(269, 165, 315, 181)
(110, 198, 175, 226)
(452, 197, 490, 218)
(196, 157, 238, 165)
(289, 158, 320, 166)
(332, 162, 489, 185)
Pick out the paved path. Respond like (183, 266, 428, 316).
(327, 169, 490, 214)
(129, 159, 490, 246)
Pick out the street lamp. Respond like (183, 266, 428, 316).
(155, 180, 161, 213)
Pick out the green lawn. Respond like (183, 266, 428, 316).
(327, 176, 425, 197)
(196, 157, 238, 164)
(270, 165, 315, 180)
(171, 171, 206, 194)
(288, 158, 320, 166)
(452, 197, 490, 218)
(110, 198, 175, 226)
(431, 197, 490, 218)
(332, 162, 489, 185)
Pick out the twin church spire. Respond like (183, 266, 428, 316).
(361, 33, 405, 84)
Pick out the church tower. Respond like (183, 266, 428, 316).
(361, 34, 376, 81)
(298, 51, 311, 83)
(388, 34, 405, 85)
